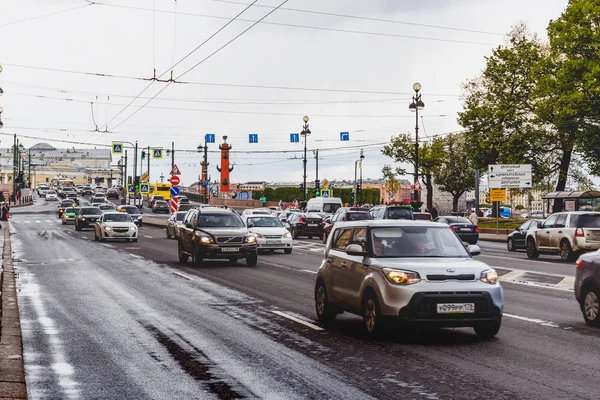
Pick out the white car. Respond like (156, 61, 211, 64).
(241, 208, 274, 217)
(45, 190, 58, 201)
(98, 203, 116, 212)
(244, 215, 293, 254)
(94, 212, 138, 242)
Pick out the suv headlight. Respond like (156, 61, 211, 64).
(253, 232, 264, 238)
(383, 268, 421, 285)
(480, 269, 498, 284)
(283, 232, 292, 238)
(246, 235, 257, 244)
(104, 226, 111, 231)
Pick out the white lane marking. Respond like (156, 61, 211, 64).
(504, 313, 560, 328)
(500, 278, 574, 292)
(131, 254, 142, 259)
(35, 220, 42, 223)
(172, 272, 194, 281)
(557, 276, 576, 289)
(500, 269, 526, 280)
(271, 310, 324, 331)
(45, 220, 53, 223)
(301, 269, 317, 274)
(81, 236, 88, 240)
(482, 254, 560, 265)
(101, 243, 113, 248)
(124, 247, 141, 250)
(143, 235, 153, 239)
(25, 221, 31, 224)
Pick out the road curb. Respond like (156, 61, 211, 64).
(0, 225, 28, 399)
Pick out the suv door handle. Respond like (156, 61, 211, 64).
(558, 231, 562, 233)
(326, 257, 333, 264)
(340, 262, 347, 269)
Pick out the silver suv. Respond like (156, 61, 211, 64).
(526, 211, 600, 261)
(315, 220, 504, 338)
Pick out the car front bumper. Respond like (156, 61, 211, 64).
(195, 243, 257, 260)
(102, 228, 138, 240)
(256, 237, 293, 250)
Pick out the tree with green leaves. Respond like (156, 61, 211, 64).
(381, 165, 401, 203)
(435, 133, 477, 212)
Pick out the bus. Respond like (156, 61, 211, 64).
(150, 183, 173, 201)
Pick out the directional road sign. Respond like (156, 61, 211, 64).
(490, 188, 507, 202)
(488, 164, 532, 189)
(340, 132, 350, 141)
(205, 133, 215, 143)
(152, 148, 163, 158)
(140, 184, 150, 194)
(249, 134, 259, 143)
(112, 142, 123, 154)
(170, 164, 181, 175)
(290, 133, 300, 143)
(170, 186, 180, 197)
(141, 173, 149, 182)
(170, 175, 180, 186)
(322, 179, 329, 187)
(321, 189, 330, 198)
(126, 184, 134, 194)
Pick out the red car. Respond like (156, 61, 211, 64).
(152, 200, 170, 213)
(106, 188, 120, 199)
(322, 210, 372, 243)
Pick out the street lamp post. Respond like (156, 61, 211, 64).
(359, 148, 364, 205)
(300, 115, 311, 202)
(409, 82, 425, 203)
(353, 149, 364, 206)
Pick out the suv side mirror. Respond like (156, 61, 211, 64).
(280, 218, 287, 223)
(346, 244, 366, 256)
(467, 244, 481, 256)
(247, 221, 254, 228)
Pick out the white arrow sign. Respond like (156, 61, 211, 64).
(488, 164, 532, 189)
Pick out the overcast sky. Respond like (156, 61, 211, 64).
(0, 0, 570, 186)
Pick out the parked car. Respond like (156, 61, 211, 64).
(75, 207, 103, 231)
(283, 212, 324, 240)
(507, 220, 543, 251)
(434, 216, 479, 244)
(166, 211, 188, 239)
(322, 210, 372, 244)
(243, 215, 293, 254)
(94, 212, 138, 242)
(116, 205, 143, 227)
(526, 211, 600, 261)
(314, 220, 503, 338)
(483, 207, 512, 218)
(575, 250, 600, 326)
(177, 207, 258, 266)
(152, 200, 170, 213)
(370, 204, 414, 220)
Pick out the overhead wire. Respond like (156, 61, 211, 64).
(0, 3, 92, 29)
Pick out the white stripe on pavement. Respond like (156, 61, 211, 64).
(172, 272, 194, 281)
(504, 313, 560, 328)
(271, 310, 324, 331)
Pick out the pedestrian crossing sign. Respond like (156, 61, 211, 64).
(127, 184, 134, 194)
(321, 189, 330, 198)
(112, 142, 124, 154)
(140, 184, 150, 194)
(152, 148, 163, 159)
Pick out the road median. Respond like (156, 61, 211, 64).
(0, 225, 28, 399)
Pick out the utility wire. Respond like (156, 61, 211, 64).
(0, 3, 91, 29)
(101, 0, 259, 132)
(109, 0, 289, 131)
(210, 0, 505, 36)
(171, 0, 179, 66)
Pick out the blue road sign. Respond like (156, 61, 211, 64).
(321, 189, 330, 198)
(290, 133, 300, 143)
(127, 184, 134, 194)
(152, 148, 163, 158)
(205, 134, 215, 143)
(112, 142, 123, 154)
(204, 180, 210, 186)
(209, 187, 214, 193)
(340, 132, 350, 141)
(249, 134, 259, 143)
(140, 184, 150, 194)
(170, 186, 180, 197)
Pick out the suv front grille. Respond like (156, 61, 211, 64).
(400, 291, 497, 320)
(264, 235, 282, 239)
(216, 236, 243, 244)
(113, 227, 129, 233)
(426, 274, 475, 281)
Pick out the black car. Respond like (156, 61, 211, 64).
(179, 203, 195, 212)
(82, 186, 93, 196)
(177, 208, 257, 266)
(75, 207, 103, 230)
(117, 205, 143, 227)
(434, 216, 479, 244)
(106, 188, 120, 199)
(507, 220, 542, 251)
(370, 204, 414, 220)
(65, 192, 79, 205)
(284, 213, 324, 240)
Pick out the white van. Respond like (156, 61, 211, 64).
(305, 197, 343, 214)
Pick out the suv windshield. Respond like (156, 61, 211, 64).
(80, 208, 102, 215)
(248, 217, 283, 227)
(197, 213, 245, 228)
(104, 214, 132, 222)
(323, 203, 341, 213)
(386, 207, 413, 220)
(371, 226, 469, 258)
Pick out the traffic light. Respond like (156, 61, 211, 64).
(134, 176, 140, 189)
(315, 188, 320, 197)
(299, 183, 304, 192)
(315, 179, 320, 197)
(128, 176, 132, 184)
(141, 151, 146, 161)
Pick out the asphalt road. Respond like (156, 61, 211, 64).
(10, 197, 600, 399)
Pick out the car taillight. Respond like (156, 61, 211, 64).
(575, 228, 584, 237)
(450, 226, 456, 230)
(298, 218, 304, 223)
(475, 226, 479, 232)
(321, 218, 325, 223)
(576, 259, 583, 268)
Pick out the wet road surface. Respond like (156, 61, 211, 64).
(10, 199, 600, 399)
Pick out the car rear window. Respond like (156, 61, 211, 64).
(446, 217, 471, 224)
(323, 203, 341, 213)
(573, 214, 600, 228)
(347, 213, 372, 221)
(386, 208, 413, 220)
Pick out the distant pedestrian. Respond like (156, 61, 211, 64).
(469, 209, 479, 226)
(1, 202, 10, 223)
(261, 195, 267, 207)
(279, 199, 283, 209)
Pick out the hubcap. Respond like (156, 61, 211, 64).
(507, 239, 513, 250)
(585, 291, 599, 322)
(316, 286, 325, 316)
(365, 299, 376, 333)
(561, 243, 569, 259)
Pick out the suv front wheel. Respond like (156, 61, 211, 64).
(363, 291, 383, 337)
(526, 238, 539, 259)
(473, 319, 501, 339)
(178, 240, 189, 264)
(246, 253, 258, 267)
(582, 286, 600, 327)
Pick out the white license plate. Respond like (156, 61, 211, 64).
(460, 228, 471, 232)
(221, 247, 239, 252)
(436, 303, 475, 314)
(114, 233, 127, 237)
(266, 240, 281, 244)
(308, 224, 318, 227)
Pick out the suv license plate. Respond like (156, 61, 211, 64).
(266, 240, 281, 244)
(460, 228, 471, 232)
(308, 223, 318, 227)
(436, 303, 475, 314)
(222, 247, 239, 252)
